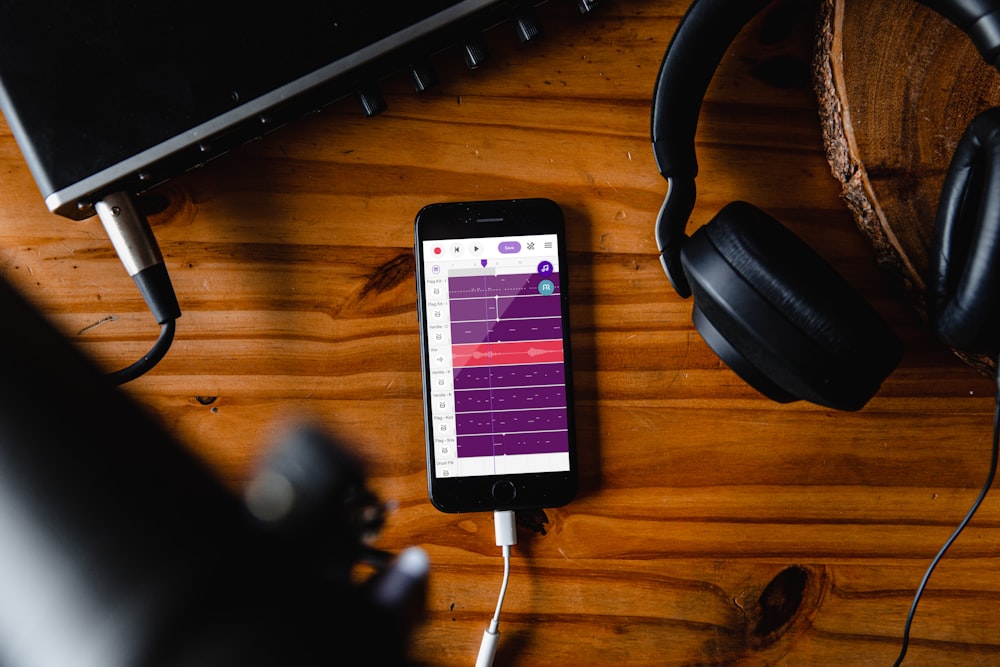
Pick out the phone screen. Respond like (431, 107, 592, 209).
(415, 199, 576, 512)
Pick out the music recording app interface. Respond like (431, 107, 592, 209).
(422, 233, 571, 478)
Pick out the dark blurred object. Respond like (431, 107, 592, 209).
(0, 275, 427, 667)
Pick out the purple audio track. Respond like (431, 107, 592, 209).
(449, 271, 569, 459)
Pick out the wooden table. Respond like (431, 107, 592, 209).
(1, 1, 998, 664)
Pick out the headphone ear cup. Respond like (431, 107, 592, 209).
(928, 107, 1000, 355)
(680, 201, 903, 411)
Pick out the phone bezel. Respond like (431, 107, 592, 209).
(414, 198, 578, 513)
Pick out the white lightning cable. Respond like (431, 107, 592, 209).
(476, 510, 517, 667)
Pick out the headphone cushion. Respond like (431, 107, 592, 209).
(928, 107, 1000, 354)
(681, 201, 902, 410)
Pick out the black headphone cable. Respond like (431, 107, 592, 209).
(894, 364, 1000, 665)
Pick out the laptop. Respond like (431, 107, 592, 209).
(0, 0, 590, 222)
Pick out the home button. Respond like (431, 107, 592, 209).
(491, 480, 517, 504)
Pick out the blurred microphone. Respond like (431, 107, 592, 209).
(0, 273, 426, 666)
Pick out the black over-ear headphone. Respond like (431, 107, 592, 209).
(651, 0, 1000, 411)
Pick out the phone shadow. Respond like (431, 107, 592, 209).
(504, 199, 601, 665)
(512, 198, 602, 533)
(565, 202, 603, 502)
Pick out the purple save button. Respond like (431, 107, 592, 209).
(498, 241, 521, 254)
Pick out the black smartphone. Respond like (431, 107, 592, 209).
(414, 198, 578, 513)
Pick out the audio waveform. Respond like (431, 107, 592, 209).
(451, 339, 564, 368)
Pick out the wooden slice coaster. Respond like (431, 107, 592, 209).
(813, 0, 1000, 374)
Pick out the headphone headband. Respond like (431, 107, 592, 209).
(922, 0, 1000, 68)
(650, 0, 769, 181)
(652, 0, 1000, 296)
(650, 0, 768, 296)
(652, 0, 1000, 179)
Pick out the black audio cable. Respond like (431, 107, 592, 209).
(95, 191, 181, 385)
(894, 364, 1000, 665)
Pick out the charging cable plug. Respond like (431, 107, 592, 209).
(475, 510, 516, 667)
(475, 627, 500, 667)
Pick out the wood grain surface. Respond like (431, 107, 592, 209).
(1, 1, 999, 664)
